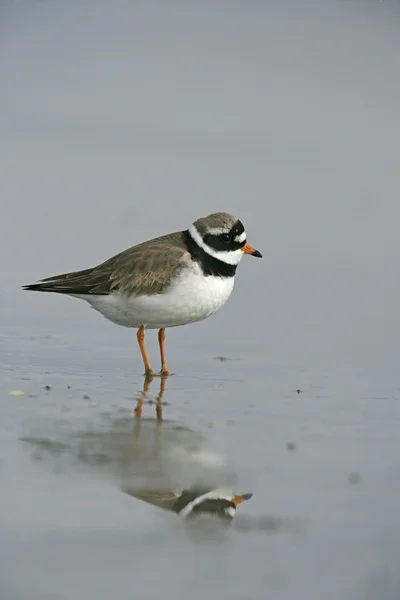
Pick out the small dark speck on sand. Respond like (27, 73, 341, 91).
(67, 385, 71, 390)
(214, 356, 229, 362)
(286, 442, 296, 451)
(348, 472, 361, 485)
(296, 389, 302, 394)
(82, 395, 91, 400)
(44, 385, 51, 391)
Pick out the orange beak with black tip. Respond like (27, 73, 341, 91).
(233, 493, 253, 506)
(243, 243, 262, 258)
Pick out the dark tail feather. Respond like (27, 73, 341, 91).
(23, 267, 94, 295)
(22, 282, 91, 295)
(22, 282, 77, 294)
(22, 267, 110, 295)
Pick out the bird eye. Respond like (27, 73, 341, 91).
(221, 233, 231, 243)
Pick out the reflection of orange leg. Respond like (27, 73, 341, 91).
(134, 376, 152, 419)
(157, 328, 170, 377)
(156, 375, 167, 421)
(136, 325, 157, 377)
(134, 396, 143, 419)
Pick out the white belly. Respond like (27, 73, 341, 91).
(73, 264, 235, 329)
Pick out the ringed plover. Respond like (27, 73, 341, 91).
(23, 212, 262, 376)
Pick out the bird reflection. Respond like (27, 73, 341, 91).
(20, 379, 303, 532)
(124, 378, 253, 521)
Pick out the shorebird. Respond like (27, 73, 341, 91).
(23, 212, 262, 376)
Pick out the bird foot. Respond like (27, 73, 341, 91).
(144, 369, 172, 379)
(158, 370, 171, 377)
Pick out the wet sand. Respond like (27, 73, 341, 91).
(2, 331, 400, 599)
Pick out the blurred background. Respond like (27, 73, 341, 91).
(1, 1, 400, 599)
(1, 0, 400, 375)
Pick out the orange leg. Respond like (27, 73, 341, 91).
(158, 328, 170, 377)
(136, 325, 157, 377)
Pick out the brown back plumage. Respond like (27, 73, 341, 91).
(23, 231, 191, 297)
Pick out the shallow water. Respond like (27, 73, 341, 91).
(2, 1, 400, 599)
(2, 331, 400, 599)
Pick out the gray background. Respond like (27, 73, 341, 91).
(1, 1, 400, 599)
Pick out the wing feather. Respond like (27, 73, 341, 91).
(23, 232, 190, 297)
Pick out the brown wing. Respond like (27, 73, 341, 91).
(23, 231, 191, 297)
(121, 488, 182, 512)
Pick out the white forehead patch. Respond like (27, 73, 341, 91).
(207, 227, 230, 236)
(234, 231, 246, 243)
